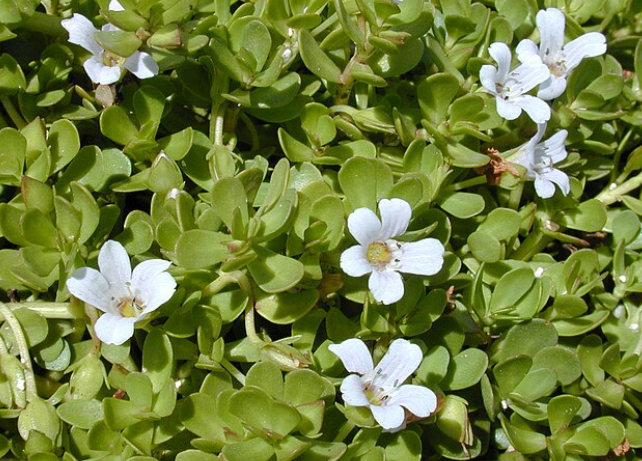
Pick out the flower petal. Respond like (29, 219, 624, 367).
(94, 313, 137, 345)
(513, 95, 551, 124)
(132, 259, 176, 314)
(479, 65, 498, 94)
(98, 240, 132, 291)
(372, 339, 423, 392)
(386, 384, 437, 418)
(370, 403, 406, 432)
(368, 270, 404, 305)
(511, 59, 550, 93)
(537, 75, 567, 100)
(328, 338, 374, 375)
(563, 32, 607, 72)
(516, 39, 540, 64)
(378, 199, 411, 240)
(534, 175, 556, 198)
(339, 374, 371, 407)
(108, 0, 125, 11)
(495, 96, 522, 121)
(123, 51, 159, 80)
(543, 168, 570, 196)
(61, 14, 102, 56)
(340, 245, 373, 277)
(537, 8, 565, 60)
(347, 207, 383, 246)
(83, 57, 122, 85)
(397, 238, 445, 276)
(541, 129, 568, 163)
(66, 267, 112, 313)
(488, 42, 512, 81)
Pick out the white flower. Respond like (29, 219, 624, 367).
(61, 10, 158, 85)
(67, 240, 176, 345)
(340, 198, 444, 305)
(511, 123, 570, 199)
(516, 8, 607, 100)
(329, 338, 437, 432)
(480, 42, 551, 123)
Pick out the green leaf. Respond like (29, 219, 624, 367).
(532, 346, 581, 386)
(499, 414, 546, 454)
(385, 430, 422, 461)
(298, 29, 342, 83)
(240, 20, 271, 72)
(338, 157, 393, 210)
(0, 54, 26, 94)
(441, 348, 489, 391)
(57, 399, 103, 430)
(94, 29, 143, 57)
(211, 178, 249, 231)
(229, 387, 301, 438)
(246, 361, 284, 400)
(100, 106, 138, 146)
(438, 192, 485, 219)
(561, 199, 607, 232)
(48, 119, 80, 174)
(247, 246, 304, 293)
(21, 209, 58, 248)
(21, 176, 53, 213)
(221, 437, 274, 461)
(564, 426, 610, 456)
(492, 319, 558, 363)
(143, 328, 173, 393)
(468, 230, 502, 263)
(418, 73, 459, 125)
(18, 398, 61, 443)
(255, 289, 319, 324)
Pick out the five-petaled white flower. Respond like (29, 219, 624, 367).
(61, 2, 158, 85)
(329, 338, 437, 432)
(511, 123, 570, 199)
(480, 42, 551, 124)
(66, 240, 176, 345)
(340, 198, 444, 305)
(516, 8, 607, 100)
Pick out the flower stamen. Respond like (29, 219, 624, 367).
(366, 242, 393, 266)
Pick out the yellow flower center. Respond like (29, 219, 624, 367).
(366, 242, 392, 265)
(102, 50, 124, 67)
(117, 298, 144, 318)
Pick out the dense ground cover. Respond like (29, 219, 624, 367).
(2, 0, 642, 459)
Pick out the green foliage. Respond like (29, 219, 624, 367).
(0, 0, 641, 459)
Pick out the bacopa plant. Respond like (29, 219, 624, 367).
(0, 0, 642, 460)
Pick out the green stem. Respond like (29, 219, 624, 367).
(219, 358, 245, 386)
(611, 126, 634, 182)
(244, 297, 264, 348)
(82, 303, 102, 353)
(445, 175, 487, 192)
(510, 226, 553, 261)
(332, 420, 356, 443)
(0, 303, 37, 401)
(506, 180, 524, 210)
(202, 274, 233, 297)
(0, 302, 83, 320)
(0, 96, 26, 129)
(239, 112, 260, 151)
(596, 170, 642, 206)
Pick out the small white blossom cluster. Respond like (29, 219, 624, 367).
(481, 8, 606, 198)
(329, 338, 437, 433)
(340, 198, 445, 305)
(67, 240, 176, 345)
(61, 0, 158, 85)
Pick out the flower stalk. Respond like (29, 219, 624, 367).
(0, 303, 38, 402)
